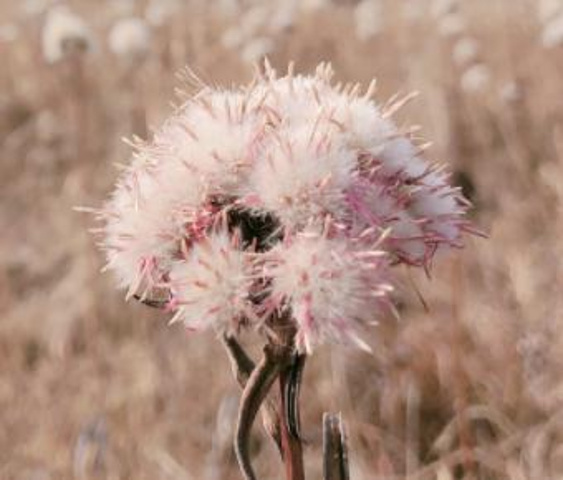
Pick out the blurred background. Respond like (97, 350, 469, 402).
(3, 0, 563, 478)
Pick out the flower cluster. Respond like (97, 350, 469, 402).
(98, 62, 473, 353)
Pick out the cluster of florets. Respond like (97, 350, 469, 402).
(98, 62, 473, 354)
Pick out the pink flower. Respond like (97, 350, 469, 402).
(168, 229, 255, 335)
(262, 228, 391, 353)
(98, 62, 475, 352)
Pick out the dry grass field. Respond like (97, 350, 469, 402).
(3, 0, 563, 479)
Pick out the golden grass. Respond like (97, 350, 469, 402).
(2, 1, 563, 478)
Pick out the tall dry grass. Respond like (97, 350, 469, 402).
(2, 0, 563, 479)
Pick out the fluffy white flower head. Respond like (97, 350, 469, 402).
(248, 123, 356, 229)
(265, 231, 391, 353)
(98, 61, 476, 351)
(169, 230, 253, 334)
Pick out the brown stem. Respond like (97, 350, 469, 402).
(279, 362, 306, 480)
(221, 335, 283, 456)
(267, 312, 306, 480)
(227, 310, 306, 480)
(222, 334, 256, 385)
(284, 354, 306, 441)
(322, 414, 350, 480)
(234, 345, 284, 480)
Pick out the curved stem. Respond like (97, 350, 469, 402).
(221, 335, 283, 456)
(270, 313, 307, 480)
(234, 345, 284, 480)
(222, 334, 256, 385)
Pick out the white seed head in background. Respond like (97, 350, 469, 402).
(354, 0, 384, 41)
(401, 0, 427, 24)
(300, 0, 332, 13)
(216, 0, 241, 18)
(21, 0, 52, 17)
(108, 17, 152, 62)
(220, 0, 298, 60)
(538, 0, 563, 23)
(542, 12, 563, 48)
(221, 27, 246, 50)
(105, 0, 137, 18)
(239, 4, 270, 39)
(460, 63, 492, 94)
(42, 5, 93, 63)
(145, 0, 181, 27)
(269, 1, 297, 35)
(437, 12, 466, 38)
(240, 37, 274, 64)
(499, 81, 523, 104)
(431, 0, 459, 18)
(452, 36, 479, 66)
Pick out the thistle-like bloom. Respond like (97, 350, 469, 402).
(98, 62, 475, 354)
(168, 229, 255, 334)
(263, 230, 391, 353)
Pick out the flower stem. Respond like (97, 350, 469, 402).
(279, 364, 306, 480)
(322, 413, 349, 480)
(234, 345, 283, 480)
